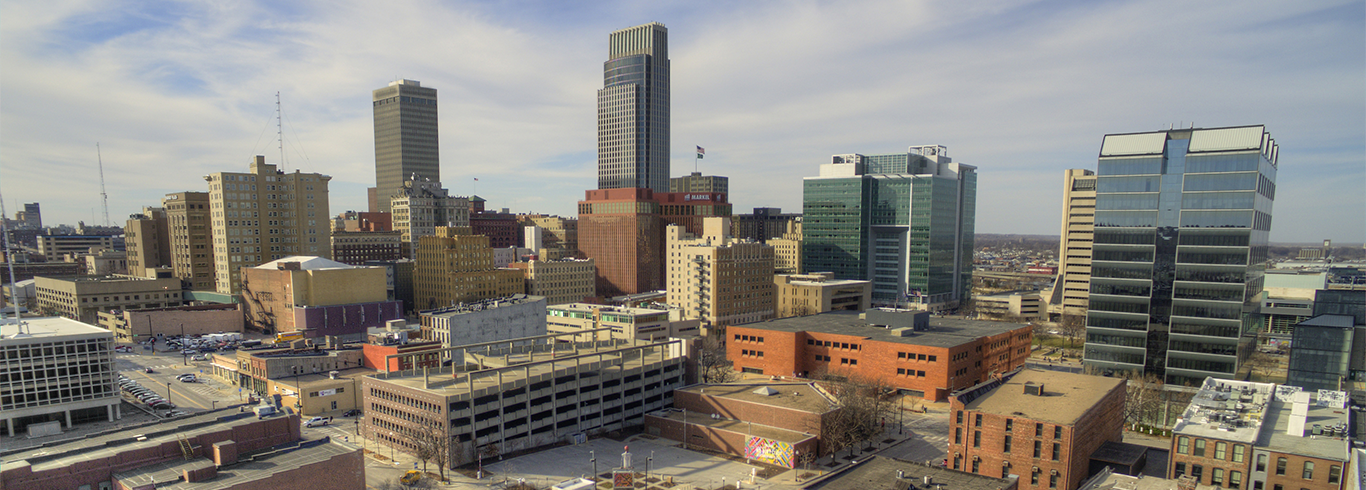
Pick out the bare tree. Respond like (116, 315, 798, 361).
(1058, 315, 1086, 348)
(1246, 350, 1280, 379)
(1121, 372, 1164, 429)
(698, 334, 738, 384)
(407, 416, 455, 482)
(811, 371, 896, 458)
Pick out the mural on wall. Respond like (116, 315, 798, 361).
(744, 436, 795, 468)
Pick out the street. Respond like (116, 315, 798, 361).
(115, 347, 244, 415)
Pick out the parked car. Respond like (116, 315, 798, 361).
(342, 409, 362, 417)
(304, 416, 332, 428)
(144, 367, 154, 373)
(177, 374, 197, 382)
(190, 355, 207, 361)
(181, 349, 197, 355)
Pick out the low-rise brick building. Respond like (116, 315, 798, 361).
(725, 309, 1032, 401)
(0, 412, 363, 490)
(809, 456, 1019, 490)
(1168, 378, 1352, 490)
(947, 369, 1126, 490)
(644, 383, 838, 467)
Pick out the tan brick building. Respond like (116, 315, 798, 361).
(947, 369, 1125, 490)
(164, 191, 215, 290)
(1052, 169, 1096, 318)
(547, 302, 701, 341)
(768, 220, 803, 274)
(1169, 378, 1351, 490)
(240, 256, 400, 338)
(35, 274, 184, 324)
(413, 227, 523, 310)
(205, 156, 332, 294)
(666, 217, 775, 328)
(98, 303, 243, 343)
(725, 309, 1032, 401)
(391, 179, 470, 258)
(125, 206, 169, 278)
(773, 272, 872, 319)
(506, 258, 596, 305)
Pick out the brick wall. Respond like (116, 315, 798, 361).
(644, 414, 819, 467)
(726, 324, 1032, 401)
(672, 389, 827, 435)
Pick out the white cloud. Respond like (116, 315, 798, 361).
(1, 0, 1361, 242)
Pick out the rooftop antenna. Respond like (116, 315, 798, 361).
(97, 143, 110, 226)
(276, 92, 285, 167)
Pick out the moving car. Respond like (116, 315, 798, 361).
(342, 409, 362, 417)
(190, 355, 207, 361)
(304, 416, 332, 428)
(144, 367, 154, 373)
(176, 374, 197, 382)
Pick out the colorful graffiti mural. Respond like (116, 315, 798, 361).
(744, 436, 795, 468)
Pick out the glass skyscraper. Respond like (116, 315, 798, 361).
(802, 146, 976, 311)
(1083, 125, 1278, 386)
(597, 22, 670, 192)
(373, 79, 439, 214)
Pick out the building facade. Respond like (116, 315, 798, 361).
(125, 207, 169, 278)
(578, 188, 664, 297)
(163, 191, 215, 290)
(1054, 169, 1097, 318)
(947, 369, 1126, 490)
(1083, 125, 1278, 386)
(726, 310, 1032, 401)
(413, 227, 524, 310)
(205, 156, 332, 294)
(1168, 378, 1350, 490)
(803, 146, 977, 312)
(361, 334, 687, 467)
(0, 317, 120, 437)
(669, 172, 728, 194)
(644, 383, 834, 465)
(37, 235, 116, 262)
(666, 218, 775, 327)
(773, 272, 872, 319)
(374, 79, 439, 214)
(417, 295, 548, 349)
(517, 214, 579, 258)
(506, 258, 596, 305)
(98, 303, 243, 343)
(390, 179, 470, 258)
(732, 207, 801, 243)
(769, 220, 803, 274)
(240, 256, 401, 338)
(330, 230, 403, 265)
(598, 22, 670, 193)
(34, 275, 184, 324)
(547, 302, 701, 341)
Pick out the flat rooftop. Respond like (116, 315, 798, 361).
(0, 316, 112, 341)
(112, 438, 355, 490)
(734, 311, 1028, 348)
(809, 456, 1015, 490)
(369, 339, 680, 397)
(650, 409, 816, 444)
(1172, 378, 1276, 445)
(419, 294, 545, 317)
(1257, 396, 1351, 462)
(0, 411, 290, 472)
(960, 369, 1124, 425)
(677, 383, 837, 414)
(550, 303, 670, 317)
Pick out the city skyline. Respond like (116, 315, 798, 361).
(1, 1, 1362, 242)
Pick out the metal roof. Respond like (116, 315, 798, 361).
(1100, 132, 1167, 157)
(1189, 126, 1265, 153)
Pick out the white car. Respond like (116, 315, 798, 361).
(190, 355, 207, 361)
(304, 416, 332, 428)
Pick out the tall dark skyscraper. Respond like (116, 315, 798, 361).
(373, 79, 439, 214)
(597, 22, 670, 192)
(1082, 125, 1278, 386)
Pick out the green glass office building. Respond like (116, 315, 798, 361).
(1082, 126, 1278, 386)
(802, 146, 976, 311)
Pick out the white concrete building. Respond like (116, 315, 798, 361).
(0, 317, 120, 436)
(417, 295, 547, 350)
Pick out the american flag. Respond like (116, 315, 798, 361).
(696, 146, 705, 158)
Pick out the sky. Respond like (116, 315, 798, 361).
(2, 0, 1363, 243)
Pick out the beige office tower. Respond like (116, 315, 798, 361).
(506, 258, 596, 305)
(413, 227, 523, 310)
(205, 156, 332, 294)
(666, 217, 775, 328)
(163, 192, 214, 290)
(390, 180, 469, 258)
(373, 79, 439, 214)
(125, 206, 169, 278)
(1054, 169, 1096, 317)
(518, 214, 579, 258)
(767, 219, 803, 274)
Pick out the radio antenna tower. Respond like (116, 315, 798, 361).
(97, 142, 110, 226)
(276, 92, 285, 167)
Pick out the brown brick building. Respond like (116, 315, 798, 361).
(947, 369, 1126, 490)
(645, 383, 838, 466)
(725, 309, 1032, 401)
(1, 412, 363, 490)
(578, 188, 731, 298)
(1168, 378, 1351, 490)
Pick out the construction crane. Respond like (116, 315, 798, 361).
(97, 142, 110, 226)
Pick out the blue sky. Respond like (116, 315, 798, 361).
(2, 0, 1362, 243)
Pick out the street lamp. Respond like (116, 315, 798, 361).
(590, 450, 597, 482)
(166, 382, 172, 409)
(647, 451, 653, 482)
(180, 323, 187, 366)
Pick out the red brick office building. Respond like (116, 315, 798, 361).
(725, 309, 1032, 401)
(578, 188, 730, 297)
(947, 369, 1126, 490)
(645, 383, 838, 466)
